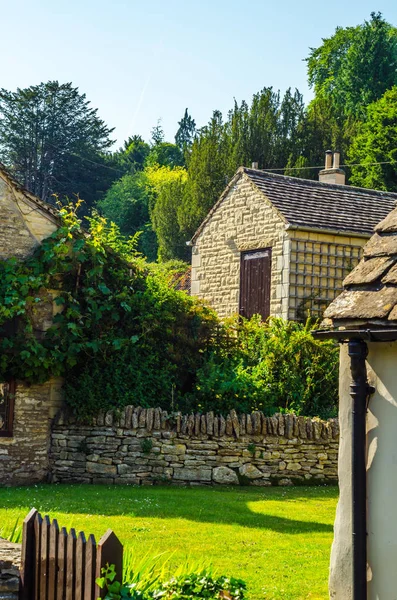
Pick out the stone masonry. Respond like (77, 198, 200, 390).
(50, 408, 339, 487)
(0, 380, 63, 485)
(190, 173, 367, 321)
(0, 539, 20, 600)
(191, 175, 290, 319)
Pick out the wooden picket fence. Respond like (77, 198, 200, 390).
(19, 508, 123, 600)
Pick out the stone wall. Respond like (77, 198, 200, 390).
(50, 408, 339, 487)
(0, 173, 58, 261)
(0, 540, 20, 600)
(190, 174, 291, 319)
(0, 379, 63, 486)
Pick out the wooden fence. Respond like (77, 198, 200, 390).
(19, 508, 123, 600)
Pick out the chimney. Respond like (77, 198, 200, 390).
(319, 150, 345, 185)
(252, 162, 259, 169)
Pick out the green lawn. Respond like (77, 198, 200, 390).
(0, 484, 338, 600)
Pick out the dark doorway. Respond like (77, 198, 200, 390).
(239, 248, 272, 320)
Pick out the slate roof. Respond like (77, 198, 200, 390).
(191, 167, 397, 243)
(323, 207, 397, 325)
(244, 168, 397, 236)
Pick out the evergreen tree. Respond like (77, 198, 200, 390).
(0, 81, 114, 208)
(151, 120, 165, 145)
(175, 108, 196, 154)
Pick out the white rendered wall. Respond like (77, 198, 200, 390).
(330, 341, 397, 599)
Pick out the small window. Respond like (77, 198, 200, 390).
(0, 381, 15, 437)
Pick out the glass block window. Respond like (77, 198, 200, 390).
(0, 381, 15, 437)
(289, 239, 363, 320)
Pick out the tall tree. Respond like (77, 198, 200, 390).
(149, 166, 189, 261)
(151, 120, 165, 145)
(116, 135, 150, 174)
(349, 86, 397, 191)
(97, 171, 157, 260)
(0, 81, 114, 207)
(175, 108, 196, 155)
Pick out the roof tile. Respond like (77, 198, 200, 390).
(243, 168, 397, 236)
(343, 256, 395, 286)
(324, 287, 397, 320)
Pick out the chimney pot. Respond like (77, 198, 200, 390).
(319, 149, 346, 185)
(252, 162, 259, 169)
(333, 151, 340, 169)
(325, 150, 333, 170)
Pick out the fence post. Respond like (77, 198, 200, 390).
(19, 508, 38, 600)
(95, 530, 123, 599)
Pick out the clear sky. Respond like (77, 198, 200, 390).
(2, 0, 397, 148)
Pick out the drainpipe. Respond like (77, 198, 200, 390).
(348, 339, 374, 600)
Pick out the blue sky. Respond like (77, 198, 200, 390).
(2, 0, 397, 147)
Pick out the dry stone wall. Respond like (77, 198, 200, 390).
(50, 408, 339, 487)
(0, 540, 20, 600)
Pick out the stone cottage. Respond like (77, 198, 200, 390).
(0, 164, 63, 485)
(189, 152, 397, 321)
(318, 205, 397, 599)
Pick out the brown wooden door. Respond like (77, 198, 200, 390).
(239, 248, 272, 320)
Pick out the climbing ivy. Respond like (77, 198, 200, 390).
(0, 203, 218, 418)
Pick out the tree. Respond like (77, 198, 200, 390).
(97, 171, 157, 260)
(150, 167, 189, 261)
(0, 81, 115, 208)
(175, 108, 196, 155)
(306, 13, 397, 120)
(116, 135, 150, 174)
(349, 87, 397, 191)
(146, 142, 184, 168)
(151, 120, 165, 145)
(181, 110, 229, 236)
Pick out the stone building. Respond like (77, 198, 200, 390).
(189, 152, 397, 321)
(319, 205, 397, 598)
(0, 164, 63, 485)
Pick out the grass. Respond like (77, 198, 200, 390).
(0, 484, 338, 600)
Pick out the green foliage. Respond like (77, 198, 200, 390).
(150, 172, 190, 261)
(0, 202, 337, 419)
(189, 317, 338, 419)
(96, 564, 246, 600)
(175, 108, 196, 156)
(145, 143, 184, 169)
(97, 172, 157, 260)
(141, 438, 153, 454)
(349, 86, 397, 191)
(115, 136, 151, 175)
(0, 81, 115, 210)
(0, 204, 217, 418)
(150, 571, 246, 599)
(306, 12, 397, 119)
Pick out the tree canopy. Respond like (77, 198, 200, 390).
(2, 12, 397, 263)
(0, 81, 115, 209)
(349, 86, 397, 191)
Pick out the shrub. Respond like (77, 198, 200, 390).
(0, 203, 338, 420)
(188, 317, 338, 419)
(97, 564, 246, 600)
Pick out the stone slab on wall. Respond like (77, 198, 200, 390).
(50, 408, 339, 487)
(0, 540, 20, 600)
(0, 379, 63, 486)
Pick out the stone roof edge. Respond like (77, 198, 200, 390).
(243, 167, 397, 200)
(0, 162, 60, 223)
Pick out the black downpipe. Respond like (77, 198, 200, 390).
(348, 339, 373, 600)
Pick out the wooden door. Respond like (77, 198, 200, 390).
(239, 248, 272, 320)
